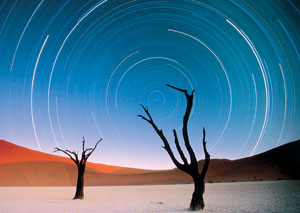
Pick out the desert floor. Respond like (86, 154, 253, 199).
(0, 180, 299, 212)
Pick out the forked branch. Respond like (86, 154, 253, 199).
(84, 138, 102, 163)
(138, 106, 186, 171)
(54, 137, 102, 166)
(54, 147, 78, 164)
(166, 84, 197, 166)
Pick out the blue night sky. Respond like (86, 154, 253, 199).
(0, 0, 299, 169)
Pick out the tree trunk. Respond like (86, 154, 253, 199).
(73, 165, 85, 199)
(189, 177, 205, 211)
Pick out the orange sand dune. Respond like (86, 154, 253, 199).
(0, 140, 148, 174)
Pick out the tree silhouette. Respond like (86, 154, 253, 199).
(139, 84, 210, 210)
(54, 137, 102, 199)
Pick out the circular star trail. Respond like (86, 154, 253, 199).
(0, 0, 299, 169)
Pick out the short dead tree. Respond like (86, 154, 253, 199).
(54, 137, 102, 199)
(139, 84, 210, 211)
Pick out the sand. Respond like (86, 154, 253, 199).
(0, 140, 128, 174)
(0, 180, 299, 212)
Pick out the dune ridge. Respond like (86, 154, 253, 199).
(0, 140, 150, 174)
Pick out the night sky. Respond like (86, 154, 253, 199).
(0, 0, 299, 169)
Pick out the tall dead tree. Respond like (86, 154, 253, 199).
(139, 84, 210, 210)
(54, 137, 102, 199)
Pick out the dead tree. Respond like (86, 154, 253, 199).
(54, 137, 102, 199)
(139, 84, 210, 211)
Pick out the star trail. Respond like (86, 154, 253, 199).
(0, 0, 299, 169)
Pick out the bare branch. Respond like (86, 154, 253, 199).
(200, 127, 210, 179)
(166, 84, 187, 94)
(141, 105, 153, 121)
(75, 152, 79, 163)
(202, 128, 209, 157)
(54, 147, 78, 164)
(166, 84, 195, 98)
(138, 105, 154, 123)
(64, 149, 79, 163)
(182, 95, 197, 165)
(167, 84, 197, 165)
(65, 149, 76, 155)
(82, 136, 85, 153)
(138, 115, 151, 123)
(139, 105, 186, 171)
(84, 148, 94, 152)
(84, 138, 102, 162)
(173, 129, 188, 165)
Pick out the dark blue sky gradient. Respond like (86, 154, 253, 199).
(0, 0, 299, 169)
